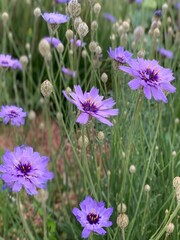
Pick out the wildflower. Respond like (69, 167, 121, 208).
(72, 196, 113, 238)
(0, 105, 27, 127)
(11, 59, 22, 70)
(103, 13, 116, 23)
(157, 48, 173, 59)
(108, 47, 132, 65)
(62, 67, 76, 78)
(42, 12, 69, 33)
(62, 85, 118, 126)
(0, 54, 13, 69)
(0, 145, 54, 195)
(70, 36, 86, 47)
(120, 58, 176, 103)
(44, 36, 61, 48)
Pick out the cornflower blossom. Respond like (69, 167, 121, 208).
(62, 67, 76, 78)
(0, 54, 22, 70)
(72, 196, 113, 238)
(70, 37, 86, 47)
(62, 85, 118, 126)
(0, 146, 54, 195)
(42, 12, 69, 24)
(157, 48, 173, 59)
(44, 37, 61, 48)
(108, 47, 133, 65)
(103, 13, 116, 22)
(0, 105, 27, 127)
(120, 58, 176, 103)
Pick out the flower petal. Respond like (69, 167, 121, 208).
(82, 228, 91, 238)
(128, 79, 141, 90)
(76, 112, 89, 124)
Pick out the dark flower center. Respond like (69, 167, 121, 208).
(87, 212, 100, 225)
(140, 68, 159, 83)
(81, 100, 98, 113)
(116, 56, 125, 64)
(16, 162, 32, 176)
(9, 110, 18, 118)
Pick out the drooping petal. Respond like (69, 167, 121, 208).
(76, 112, 89, 124)
(82, 228, 91, 238)
(160, 82, 176, 93)
(143, 86, 152, 99)
(151, 87, 168, 103)
(91, 114, 113, 126)
(94, 228, 106, 235)
(128, 79, 141, 90)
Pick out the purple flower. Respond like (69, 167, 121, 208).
(62, 67, 76, 78)
(72, 196, 113, 238)
(63, 85, 118, 126)
(70, 37, 86, 47)
(42, 12, 69, 24)
(103, 13, 116, 23)
(136, 0, 142, 4)
(55, 0, 70, 3)
(0, 54, 22, 70)
(0, 146, 54, 195)
(108, 47, 133, 65)
(0, 105, 27, 127)
(0, 54, 13, 68)
(44, 37, 61, 48)
(176, 2, 180, 9)
(157, 48, 173, 59)
(120, 58, 176, 103)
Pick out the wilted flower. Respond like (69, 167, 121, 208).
(103, 13, 116, 23)
(157, 48, 173, 59)
(62, 85, 118, 126)
(0, 145, 54, 195)
(44, 37, 61, 48)
(120, 58, 176, 103)
(62, 67, 76, 78)
(108, 47, 133, 65)
(72, 196, 113, 238)
(0, 105, 27, 127)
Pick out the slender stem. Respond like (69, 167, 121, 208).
(122, 229, 126, 240)
(16, 194, 35, 240)
(42, 202, 48, 240)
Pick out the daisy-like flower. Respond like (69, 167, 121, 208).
(44, 36, 61, 48)
(0, 145, 54, 195)
(103, 13, 116, 23)
(120, 58, 176, 103)
(157, 48, 173, 59)
(0, 105, 27, 127)
(72, 196, 113, 238)
(63, 85, 118, 126)
(62, 67, 76, 78)
(0, 54, 13, 68)
(108, 47, 133, 65)
(42, 12, 69, 33)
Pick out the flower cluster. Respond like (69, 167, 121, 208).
(72, 196, 113, 238)
(0, 145, 54, 195)
(63, 85, 118, 126)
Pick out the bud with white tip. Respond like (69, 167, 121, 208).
(34, 7, 41, 17)
(101, 73, 108, 83)
(129, 165, 136, 174)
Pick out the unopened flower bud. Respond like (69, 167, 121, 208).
(8, 32, 13, 40)
(66, 29, 74, 40)
(28, 110, 36, 121)
(39, 39, 51, 59)
(107, 170, 111, 177)
(172, 151, 176, 157)
(95, 46, 102, 55)
(34, 7, 41, 17)
(129, 165, 136, 174)
(20, 55, 28, 69)
(41, 80, 53, 97)
(97, 131, 104, 141)
(137, 50, 145, 58)
(122, 21, 130, 32)
(91, 20, 98, 31)
(101, 73, 108, 83)
(77, 22, 89, 38)
(144, 184, 151, 193)
(56, 112, 63, 120)
(57, 43, 64, 53)
(153, 28, 160, 38)
(173, 177, 180, 189)
(2, 12, 9, 24)
(162, 3, 168, 13)
(117, 214, 129, 229)
(26, 43, 30, 51)
(89, 41, 98, 52)
(78, 135, 89, 148)
(74, 16, 82, 30)
(166, 223, 174, 236)
(65, 87, 72, 95)
(82, 49, 87, 58)
(175, 118, 179, 124)
(93, 3, 101, 15)
(68, 0, 81, 17)
(117, 203, 127, 213)
(39, 122, 45, 130)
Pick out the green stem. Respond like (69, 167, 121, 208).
(16, 194, 35, 240)
(42, 202, 48, 240)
